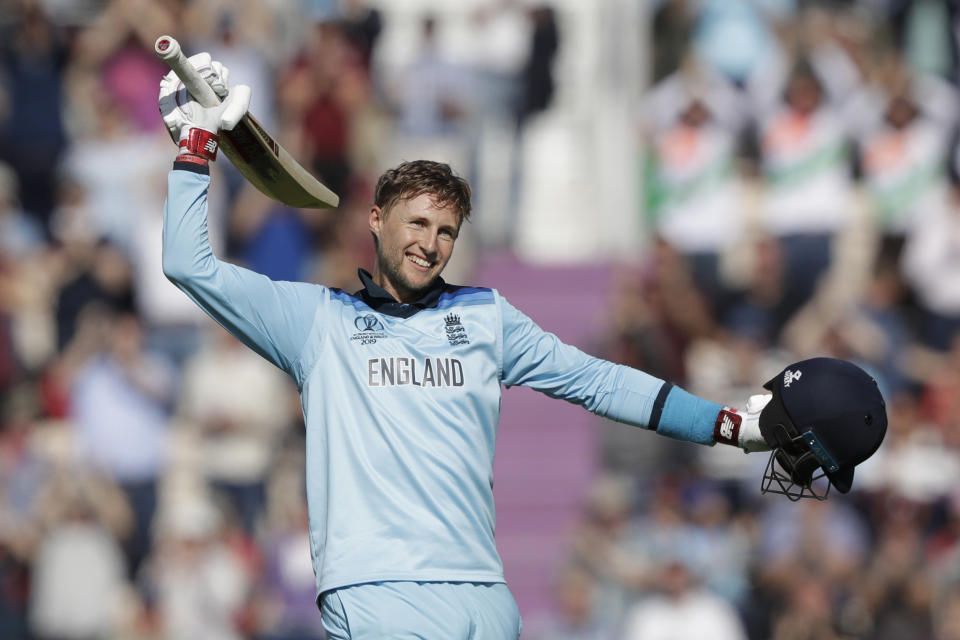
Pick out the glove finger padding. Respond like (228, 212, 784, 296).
(159, 69, 186, 143)
(219, 84, 251, 131)
(157, 53, 249, 145)
(207, 60, 230, 98)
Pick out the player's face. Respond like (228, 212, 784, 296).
(370, 193, 460, 303)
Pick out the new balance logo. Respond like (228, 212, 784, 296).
(713, 409, 742, 446)
(719, 415, 735, 440)
(203, 139, 218, 154)
(783, 369, 802, 388)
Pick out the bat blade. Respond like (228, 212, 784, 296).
(155, 35, 339, 209)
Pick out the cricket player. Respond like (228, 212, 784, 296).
(158, 56, 884, 639)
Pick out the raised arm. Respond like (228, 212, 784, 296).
(163, 166, 322, 382)
(158, 54, 322, 384)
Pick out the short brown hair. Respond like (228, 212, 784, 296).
(373, 160, 472, 224)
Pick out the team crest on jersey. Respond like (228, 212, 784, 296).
(351, 315, 387, 345)
(444, 313, 470, 346)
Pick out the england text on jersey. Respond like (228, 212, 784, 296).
(367, 357, 465, 388)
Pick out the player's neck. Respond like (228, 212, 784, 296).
(370, 266, 417, 304)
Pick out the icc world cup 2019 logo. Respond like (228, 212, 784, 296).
(351, 315, 387, 345)
(355, 315, 384, 332)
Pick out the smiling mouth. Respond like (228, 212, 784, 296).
(407, 253, 432, 270)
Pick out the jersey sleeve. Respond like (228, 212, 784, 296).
(497, 294, 667, 428)
(497, 294, 721, 444)
(162, 166, 322, 385)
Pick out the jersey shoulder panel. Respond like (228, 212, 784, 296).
(328, 287, 374, 312)
(437, 284, 495, 309)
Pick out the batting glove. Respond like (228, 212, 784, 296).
(158, 53, 251, 162)
(714, 394, 773, 453)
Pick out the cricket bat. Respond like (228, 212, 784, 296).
(155, 35, 339, 209)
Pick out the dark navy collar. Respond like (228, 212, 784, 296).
(354, 269, 447, 318)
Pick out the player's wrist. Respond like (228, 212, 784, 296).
(714, 407, 743, 447)
(175, 152, 210, 167)
(715, 394, 772, 452)
(178, 127, 220, 161)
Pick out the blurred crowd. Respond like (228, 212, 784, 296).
(3, 0, 960, 639)
(526, 1, 960, 639)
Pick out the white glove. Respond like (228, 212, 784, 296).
(157, 53, 251, 160)
(715, 394, 772, 453)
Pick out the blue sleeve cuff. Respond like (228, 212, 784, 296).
(173, 160, 210, 175)
(655, 386, 721, 445)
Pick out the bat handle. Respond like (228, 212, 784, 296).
(154, 35, 221, 108)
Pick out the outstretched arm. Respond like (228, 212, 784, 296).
(498, 295, 769, 451)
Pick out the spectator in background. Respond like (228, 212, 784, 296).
(567, 474, 648, 624)
(0, 385, 49, 640)
(751, 496, 871, 638)
(937, 582, 960, 640)
(833, 257, 913, 397)
(70, 0, 178, 134)
(679, 485, 752, 606)
(176, 327, 292, 536)
(183, 0, 281, 131)
(0, 2, 68, 225)
(463, 0, 528, 247)
(641, 57, 750, 317)
(144, 495, 253, 640)
(851, 53, 958, 261)
(255, 460, 326, 640)
(690, 0, 781, 86)
(389, 15, 471, 143)
(902, 183, 960, 350)
(60, 311, 175, 578)
(27, 471, 133, 640)
(606, 242, 714, 387)
(650, 0, 698, 83)
(0, 302, 22, 398)
(885, 0, 959, 81)
(767, 573, 842, 640)
(524, 565, 610, 640)
(341, 0, 383, 71)
(757, 497, 870, 582)
(861, 506, 937, 640)
(517, 5, 558, 125)
(281, 19, 358, 202)
(58, 96, 170, 258)
(621, 558, 748, 640)
(754, 59, 856, 324)
(858, 392, 960, 502)
(747, 6, 865, 115)
(53, 238, 135, 352)
(61, 90, 169, 259)
(230, 194, 325, 284)
(0, 163, 45, 261)
(62, 1, 184, 370)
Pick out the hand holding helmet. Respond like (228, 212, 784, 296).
(757, 358, 887, 501)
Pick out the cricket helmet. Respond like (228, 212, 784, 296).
(759, 357, 887, 500)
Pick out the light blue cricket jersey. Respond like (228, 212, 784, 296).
(163, 165, 721, 598)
